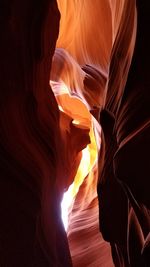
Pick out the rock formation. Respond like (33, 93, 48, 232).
(0, 0, 150, 266)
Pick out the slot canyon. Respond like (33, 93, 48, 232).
(0, 0, 150, 266)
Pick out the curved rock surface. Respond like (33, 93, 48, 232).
(0, 0, 150, 267)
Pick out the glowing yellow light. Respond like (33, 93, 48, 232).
(50, 80, 98, 230)
(72, 119, 80, 125)
(61, 123, 98, 230)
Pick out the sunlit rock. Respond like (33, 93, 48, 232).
(0, 0, 150, 266)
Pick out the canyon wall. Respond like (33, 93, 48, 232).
(0, 0, 150, 266)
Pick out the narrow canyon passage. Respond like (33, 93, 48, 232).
(50, 46, 114, 265)
(0, 0, 150, 267)
(50, 1, 115, 264)
(50, 1, 133, 266)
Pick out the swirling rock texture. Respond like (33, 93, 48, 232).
(0, 1, 150, 267)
